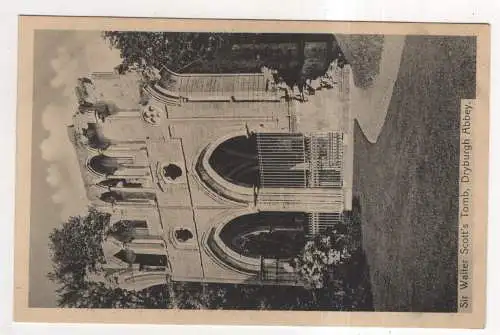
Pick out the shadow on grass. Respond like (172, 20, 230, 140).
(336, 195, 374, 311)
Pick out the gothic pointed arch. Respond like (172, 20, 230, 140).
(208, 134, 260, 188)
(218, 211, 307, 259)
(195, 131, 256, 204)
(88, 154, 121, 176)
(99, 190, 156, 204)
(97, 178, 144, 189)
(87, 154, 135, 177)
(205, 210, 308, 276)
(195, 130, 314, 203)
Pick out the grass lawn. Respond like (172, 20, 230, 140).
(352, 36, 476, 312)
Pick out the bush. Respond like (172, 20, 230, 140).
(292, 222, 353, 289)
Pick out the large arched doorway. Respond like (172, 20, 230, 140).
(218, 211, 307, 259)
(205, 133, 312, 191)
(208, 134, 260, 188)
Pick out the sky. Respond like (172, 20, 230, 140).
(29, 30, 122, 307)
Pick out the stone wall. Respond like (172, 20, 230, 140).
(70, 69, 354, 288)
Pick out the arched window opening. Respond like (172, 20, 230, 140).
(98, 178, 143, 188)
(100, 191, 124, 203)
(219, 212, 307, 259)
(108, 220, 149, 243)
(99, 190, 156, 204)
(208, 135, 260, 188)
(114, 249, 167, 268)
(89, 154, 134, 176)
(114, 249, 136, 265)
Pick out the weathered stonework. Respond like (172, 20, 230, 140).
(69, 65, 354, 291)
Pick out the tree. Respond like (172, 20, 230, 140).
(101, 31, 347, 94)
(101, 31, 230, 79)
(48, 207, 172, 308)
(48, 207, 111, 289)
(56, 280, 171, 309)
(171, 282, 228, 309)
(47, 207, 371, 310)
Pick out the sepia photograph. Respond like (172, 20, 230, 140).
(14, 17, 490, 328)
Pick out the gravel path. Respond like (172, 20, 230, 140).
(337, 35, 406, 143)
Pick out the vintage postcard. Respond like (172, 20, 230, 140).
(14, 16, 489, 328)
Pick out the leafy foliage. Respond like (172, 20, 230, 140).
(48, 208, 171, 308)
(292, 222, 352, 289)
(48, 195, 370, 310)
(56, 281, 168, 309)
(107, 219, 136, 243)
(170, 282, 228, 309)
(101, 32, 347, 90)
(102, 31, 230, 78)
(166, 203, 372, 311)
(48, 208, 111, 288)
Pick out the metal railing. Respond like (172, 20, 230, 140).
(259, 257, 298, 284)
(306, 212, 344, 237)
(256, 133, 308, 188)
(308, 132, 344, 188)
(256, 132, 344, 189)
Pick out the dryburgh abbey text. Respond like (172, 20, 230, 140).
(459, 99, 475, 313)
